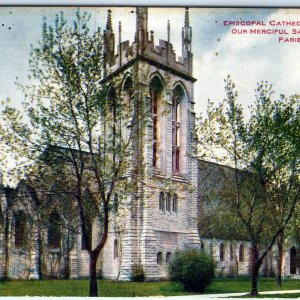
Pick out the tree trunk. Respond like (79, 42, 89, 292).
(89, 252, 98, 297)
(251, 265, 259, 296)
(250, 244, 260, 296)
(277, 232, 284, 287)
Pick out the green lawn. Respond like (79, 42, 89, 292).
(237, 293, 300, 298)
(206, 277, 300, 294)
(0, 278, 298, 296)
(0, 280, 189, 297)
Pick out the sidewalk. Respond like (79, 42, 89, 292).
(163, 289, 300, 299)
(108, 290, 300, 299)
(22, 291, 300, 300)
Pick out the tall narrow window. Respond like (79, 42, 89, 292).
(172, 194, 178, 213)
(151, 88, 158, 167)
(157, 252, 162, 265)
(108, 87, 117, 119)
(123, 77, 133, 112)
(159, 192, 165, 212)
(48, 212, 61, 249)
(172, 86, 185, 173)
(166, 252, 172, 263)
(108, 87, 118, 153)
(114, 239, 119, 259)
(239, 244, 244, 262)
(149, 77, 163, 168)
(15, 211, 26, 249)
(220, 242, 225, 262)
(166, 193, 171, 212)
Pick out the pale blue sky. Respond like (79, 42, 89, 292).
(0, 7, 300, 117)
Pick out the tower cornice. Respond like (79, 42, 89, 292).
(100, 55, 197, 85)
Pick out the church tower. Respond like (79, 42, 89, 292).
(101, 7, 200, 280)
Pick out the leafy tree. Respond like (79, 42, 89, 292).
(1, 11, 134, 296)
(198, 76, 300, 295)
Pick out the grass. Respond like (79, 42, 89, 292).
(0, 277, 298, 296)
(236, 293, 300, 298)
(206, 277, 300, 294)
(0, 279, 190, 297)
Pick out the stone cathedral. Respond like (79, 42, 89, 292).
(0, 7, 298, 280)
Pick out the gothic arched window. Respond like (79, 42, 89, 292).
(239, 244, 245, 262)
(123, 76, 133, 111)
(15, 211, 26, 249)
(166, 252, 172, 263)
(172, 85, 185, 173)
(48, 212, 61, 249)
(172, 194, 178, 213)
(108, 86, 120, 147)
(220, 242, 225, 262)
(157, 252, 162, 265)
(149, 76, 164, 168)
(108, 86, 117, 114)
(114, 239, 119, 259)
(166, 192, 171, 212)
(159, 192, 165, 212)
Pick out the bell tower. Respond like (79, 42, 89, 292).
(100, 7, 200, 281)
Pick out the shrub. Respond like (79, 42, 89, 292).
(169, 249, 215, 292)
(131, 263, 145, 282)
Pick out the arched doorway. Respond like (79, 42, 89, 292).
(290, 246, 297, 275)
